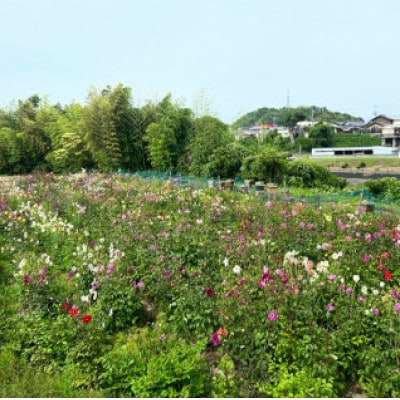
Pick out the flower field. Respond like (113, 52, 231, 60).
(1, 172, 400, 397)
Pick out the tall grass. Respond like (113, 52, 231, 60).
(0, 351, 104, 398)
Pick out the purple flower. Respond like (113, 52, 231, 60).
(338, 284, 345, 291)
(395, 303, 400, 313)
(211, 331, 220, 346)
(362, 254, 371, 262)
(373, 308, 380, 316)
(205, 288, 215, 297)
(163, 271, 171, 278)
(66, 270, 74, 280)
(23, 274, 31, 285)
(40, 267, 47, 277)
(282, 277, 289, 285)
(106, 264, 114, 275)
(359, 296, 365, 303)
(327, 274, 337, 281)
(391, 290, 399, 300)
(327, 303, 334, 312)
(267, 310, 278, 321)
(258, 279, 267, 288)
(346, 287, 353, 296)
(91, 281, 100, 290)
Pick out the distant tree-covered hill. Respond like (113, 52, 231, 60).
(232, 106, 364, 128)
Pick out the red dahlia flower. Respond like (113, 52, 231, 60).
(384, 269, 392, 281)
(82, 314, 92, 324)
(69, 306, 79, 317)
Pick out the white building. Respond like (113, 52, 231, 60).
(311, 146, 398, 157)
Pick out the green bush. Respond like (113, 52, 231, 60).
(364, 177, 400, 198)
(100, 328, 211, 397)
(240, 148, 288, 183)
(286, 161, 346, 189)
(357, 161, 367, 169)
(257, 365, 336, 397)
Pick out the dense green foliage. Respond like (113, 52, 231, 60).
(0, 85, 372, 179)
(232, 105, 364, 128)
(295, 130, 381, 153)
(1, 172, 400, 397)
(286, 161, 347, 190)
(364, 177, 400, 198)
(332, 133, 381, 148)
(240, 148, 288, 183)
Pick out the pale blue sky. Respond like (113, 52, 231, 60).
(1, 0, 400, 123)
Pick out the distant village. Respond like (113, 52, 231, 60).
(238, 114, 400, 157)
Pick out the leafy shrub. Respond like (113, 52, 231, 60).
(96, 277, 145, 333)
(240, 148, 288, 183)
(100, 328, 210, 397)
(364, 177, 400, 198)
(357, 161, 367, 169)
(257, 365, 336, 397)
(204, 143, 247, 179)
(286, 161, 346, 189)
(210, 353, 239, 397)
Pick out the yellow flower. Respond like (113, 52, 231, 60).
(325, 214, 332, 222)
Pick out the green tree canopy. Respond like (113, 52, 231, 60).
(307, 123, 334, 148)
(232, 105, 364, 129)
(189, 115, 233, 176)
(144, 95, 193, 173)
(240, 148, 288, 183)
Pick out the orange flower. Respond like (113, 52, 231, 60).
(217, 327, 228, 337)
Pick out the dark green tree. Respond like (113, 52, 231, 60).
(82, 88, 122, 171)
(13, 95, 52, 171)
(189, 116, 233, 176)
(240, 148, 288, 183)
(107, 84, 136, 170)
(307, 123, 334, 147)
(130, 105, 156, 170)
(205, 142, 248, 179)
(144, 95, 193, 173)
